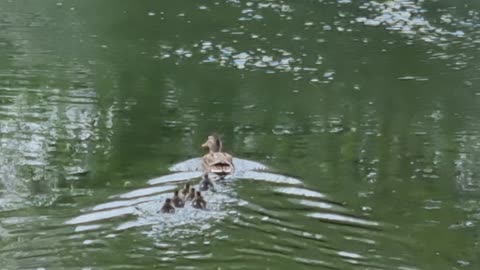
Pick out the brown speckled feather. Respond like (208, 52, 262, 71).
(202, 152, 234, 174)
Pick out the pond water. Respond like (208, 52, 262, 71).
(1, 0, 480, 269)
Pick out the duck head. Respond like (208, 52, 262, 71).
(202, 134, 223, 153)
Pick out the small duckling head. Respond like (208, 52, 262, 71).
(165, 198, 172, 204)
(182, 183, 191, 194)
(201, 173, 210, 183)
(196, 191, 202, 198)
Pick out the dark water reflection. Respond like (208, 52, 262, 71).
(1, 0, 480, 269)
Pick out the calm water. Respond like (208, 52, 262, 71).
(1, 0, 480, 269)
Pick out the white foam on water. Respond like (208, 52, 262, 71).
(308, 212, 380, 227)
(148, 171, 203, 185)
(115, 185, 177, 199)
(65, 206, 136, 225)
(275, 187, 327, 199)
(236, 171, 302, 185)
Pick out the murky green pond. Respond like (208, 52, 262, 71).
(1, 0, 480, 269)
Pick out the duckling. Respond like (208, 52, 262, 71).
(180, 183, 191, 200)
(171, 190, 184, 208)
(199, 173, 215, 192)
(192, 191, 207, 209)
(185, 187, 196, 201)
(160, 198, 175, 214)
(201, 134, 235, 177)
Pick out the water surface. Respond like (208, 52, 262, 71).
(1, 0, 480, 269)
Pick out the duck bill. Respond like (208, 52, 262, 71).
(201, 141, 208, 148)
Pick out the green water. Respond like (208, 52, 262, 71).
(1, 0, 480, 269)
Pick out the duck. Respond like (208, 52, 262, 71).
(180, 183, 192, 200)
(160, 198, 175, 214)
(185, 187, 196, 201)
(171, 190, 184, 208)
(201, 134, 235, 177)
(199, 173, 215, 191)
(192, 191, 207, 209)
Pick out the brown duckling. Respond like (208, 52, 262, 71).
(160, 198, 175, 214)
(192, 191, 207, 209)
(185, 187, 196, 201)
(171, 190, 184, 208)
(199, 173, 215, 192)
(201, 134, 235, 177)
(180, 183, 191, 200)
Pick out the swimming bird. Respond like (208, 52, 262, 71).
(199, 173, 215, 191)
(192, 191, 207, 209)
(160, 198, 175, 214)
(171, 190, 184, 208)
(201, 134, 235, 177)
(185, 187, 196, 201)
(180, 183, 192, 200)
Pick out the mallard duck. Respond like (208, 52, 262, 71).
(185, 187, 196, 201)
(201, 134, 235, 177)
(171, 190, 184, 208)
(192, 191, 207, 209)
(199, 173, 215, 191)
(160, 198, 175, 214)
